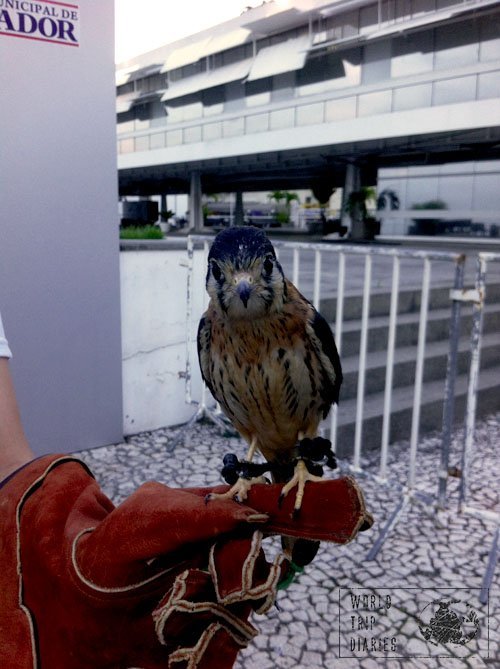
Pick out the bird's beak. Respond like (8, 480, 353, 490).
(235, 277, 252, 307)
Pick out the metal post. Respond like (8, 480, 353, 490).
(189, 171, 203, 231)
(292, 247, 300, 289)
(480, 525, 499, 605)
(184, 236, 195, 405)
(378, 255, 400, 482)
(313, 249, 322, 310)
(353, 254, 372, 472)
(329, 251, 345, 445)
(438, 256, 465, 507)
(366, 494, 410, 561)
(459, 255, 487, 510)
(408, 258, 431, 488)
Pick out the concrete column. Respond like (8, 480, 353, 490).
(341, 162, 361, 229)
(189, 171, 203, 231)
(234, 191, 244, 226)
(160, 194, 167, 214)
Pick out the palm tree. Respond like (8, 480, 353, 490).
(267, 190, 299, 225)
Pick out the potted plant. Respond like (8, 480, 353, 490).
(344, 187, 379, 240)
(159, 209, 175, 233)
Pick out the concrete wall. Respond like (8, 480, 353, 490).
(0, 2, 123, 454)
(120, 249, 207, 434)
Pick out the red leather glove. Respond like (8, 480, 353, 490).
(0, 454, 372, 669)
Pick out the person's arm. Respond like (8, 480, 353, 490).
(0, 357, 34, 479)
(0, 312, 34, 479)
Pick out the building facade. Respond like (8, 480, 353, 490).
(116, 0, 500, 235)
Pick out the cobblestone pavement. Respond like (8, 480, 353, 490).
(79, 413, 499, 668)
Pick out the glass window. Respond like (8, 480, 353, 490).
(166, 129, 182, 146)
(391, 32, 434, 78)
(135, 135, 149, 152)
(150, 132, 166, 149)
(269, 107, 295, 130)
(134, 117, 150, 131)
(436, 0, 458, 9)
(182, 101, 203, 120)
(166, 100, 203, 123)
(246, 112, 269, 134)
(224, 81, 245, 112)
(342, 10, 359, 38)
(325, 96, 357, 121)
(117, 119, 135, 135)
(203, 122, 222, 141)
(203, 87, 225, 116)
(297, 49, 361, 96)
(472, 173, 500, 210)
(434, 22, 479, 70)
(438, 175, 473, 211)
(203, 101, 224, 116)
(296, 102, 324, 126)
(479, 15, 500, 62)
(150, 115, 167, 128)
(245, 78, 271, 107)
(478, 71, 500, 100)
(358, 89, 392, 116)
(394, 0, 412, 22)
(433, 75, 476, 105)
(246, 91, 271, 107)
(411, 0, 436, 19)
(184, 125, 202, 143)
(359, 3, 378, 35)
(407, 176, 439, 208)
(117, 81, 134, 96)
(271, 72, 295, 102)
(393, 83, 432, 110)
(321, 15, 342, 42)
(119, 138, 134, 154)
(222, 117, 245, 137)
(362, 41, 391, 84)
(212, 43, 253, 68)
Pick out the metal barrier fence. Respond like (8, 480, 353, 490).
(185, 235, 462, 467)
(183, 235, 498, 599)
(455, 252, 500, 604)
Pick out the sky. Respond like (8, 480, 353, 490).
(114, 0, 260, 63)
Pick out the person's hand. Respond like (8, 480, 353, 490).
(1, 455, 371, 669)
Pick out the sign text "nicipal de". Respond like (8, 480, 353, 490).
(0, 0, 80, 47)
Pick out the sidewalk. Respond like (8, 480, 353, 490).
(79, 412, 499, 668)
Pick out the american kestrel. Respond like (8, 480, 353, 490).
(197, 226, 342, 527)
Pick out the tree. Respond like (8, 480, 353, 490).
(267, 190, 299, 225)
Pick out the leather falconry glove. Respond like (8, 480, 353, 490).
(0, 454, 372, 669)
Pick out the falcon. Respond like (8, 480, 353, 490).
(197, 226, 342, 519)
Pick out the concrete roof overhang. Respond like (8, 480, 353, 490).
(118, 125, 500, 197)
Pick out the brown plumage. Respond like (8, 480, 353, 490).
(198, 227, 342, 539)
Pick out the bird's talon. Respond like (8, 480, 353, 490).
(292, 507, 301, 520)
(278, 492, 285, 508)
(204, 494, 212, 505)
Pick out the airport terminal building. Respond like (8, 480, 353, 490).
(116, 0, 500, 236)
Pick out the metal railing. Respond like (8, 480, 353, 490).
(182, 235, 498, 601)
(454, 252, 500, 604)
(184, 235, 463, 474)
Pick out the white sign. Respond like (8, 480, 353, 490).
(0, 0, 80, 47)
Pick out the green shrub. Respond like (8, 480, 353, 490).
(120, 225, 164, 240)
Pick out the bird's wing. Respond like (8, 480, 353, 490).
(197, 314, 217, 399)
(307, 306, 343, 414)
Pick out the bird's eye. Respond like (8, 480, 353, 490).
(211, 261, 223, 282)
(263, 256, 274, 275)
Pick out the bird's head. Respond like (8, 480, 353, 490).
(206, 226, 286, 320)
